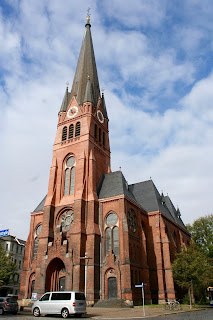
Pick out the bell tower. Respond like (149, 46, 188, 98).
(19, 15, 110, 305)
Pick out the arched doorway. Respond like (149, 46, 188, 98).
(108, 277, 117, 299)
(28, 272, 35, 298)
(45, 258, 66, 292)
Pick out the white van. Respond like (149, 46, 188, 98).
(32, 291, 86, 318)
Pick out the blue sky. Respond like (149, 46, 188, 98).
(0, 0, 213, 240)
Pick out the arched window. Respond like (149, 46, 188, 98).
(62, 126, 67, 141)
(94, 124, 97, 139)
(99, 128, 101, 143)
(64, 156, 76, 196)
(113, 227, 119, 256)
(103, 131, 105, 146)
(69, 124, 74, 139)
(105, 212, 119, 256)
(33, 224, 42, 259)
(75, 122, 81, 137)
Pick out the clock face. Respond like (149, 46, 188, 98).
(97, 110, 104, 123)
(67, 106, 78, 118)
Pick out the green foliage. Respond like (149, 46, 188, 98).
(186, 214, 213, 258)
(0, 242, 17, 287)
(172, 244, 213, 301)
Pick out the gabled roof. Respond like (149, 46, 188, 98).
(33, 195, 47, 212)
(98, 173, 187, 231)
(70, 19, 100, 108)
(83, 76, 94, 103)
(97, 171, 137, 204)
(129, 180, 187, 230)
(0, 235, 26, 245)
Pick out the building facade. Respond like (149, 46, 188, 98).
(0, 235, 25, 297)
(19, 17, 190, 305)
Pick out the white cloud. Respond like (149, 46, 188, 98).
(1, 0, 213, 240)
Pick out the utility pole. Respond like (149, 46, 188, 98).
(79, 252, 92, 298)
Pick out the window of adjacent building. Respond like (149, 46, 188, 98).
(105, 212, 119, 256)
(16, 246, 18, 253)
(75, 122, 81, 136)
(62, 126, 67, 141)
(64, 156, 76, 196)
(33, 224, 42, 259)
(6, 243, 8, 251)
(94, 124, 97, 139)
(19, 260, 21, 269)
(69, 124, 74, 139)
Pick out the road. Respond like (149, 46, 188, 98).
(0, 308, 212, 319)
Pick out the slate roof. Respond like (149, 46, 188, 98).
(98, 172, 187, 231)
(60, 86, 71, 112)
(129, 180, 187, 230)
(33, 195, 47, 212)
(97, 171, 138, 205)
(69, 21, 100, 108)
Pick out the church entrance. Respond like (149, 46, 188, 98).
(108, 277, 117, 299)
(45, 258, 66, 292)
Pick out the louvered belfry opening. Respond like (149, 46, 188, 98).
(75, 121, 81, 136)
(62, 126, 67, 141)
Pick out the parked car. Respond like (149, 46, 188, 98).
(0, 297, 18, 315)
(32, 291, 86, 318)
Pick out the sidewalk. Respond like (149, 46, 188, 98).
(20, 305, 208, 318)
(86, 305, 203, 319)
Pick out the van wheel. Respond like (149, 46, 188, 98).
(61, 308, 69, 318)
(33, 307, 40, 317)
(0, 308, 4, 315)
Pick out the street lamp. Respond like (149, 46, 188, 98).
(79, 252, 92, 298)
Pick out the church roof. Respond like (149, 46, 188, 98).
(33, 195, 47, 212)
(98, 172, 187, 230)
(69, 19, 100, 108)
(129, 180, 187, 230)
(97, 171, 137, 204)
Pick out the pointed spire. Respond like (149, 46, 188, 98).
(70, 16, 100, 107)
(83, 76, 94, 103)
(101, 91, 108, 119)
(60, 84, 70, 112)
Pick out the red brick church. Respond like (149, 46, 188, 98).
(19, 16, 190, 306)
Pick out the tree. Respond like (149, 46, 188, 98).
(172, 244, 213, 304)
(0, 242, 17, 287)
(186, 214, 213, 258)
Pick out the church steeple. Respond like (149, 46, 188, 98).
(69, 15, 100, 107)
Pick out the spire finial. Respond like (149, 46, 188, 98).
(66, 81, 69, 89)
(86, 7, 91, 24)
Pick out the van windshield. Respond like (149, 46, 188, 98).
(75, 293, 85, 300)
(40, 293, 50, 301)
(51, 293, 71, 300)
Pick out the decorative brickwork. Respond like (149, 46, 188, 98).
(19, 18, 190, 306)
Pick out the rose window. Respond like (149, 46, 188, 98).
(60, 210, 74, 232)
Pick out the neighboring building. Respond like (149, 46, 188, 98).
(0, 235, 25, 296)
(19, 16, 190, 305)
